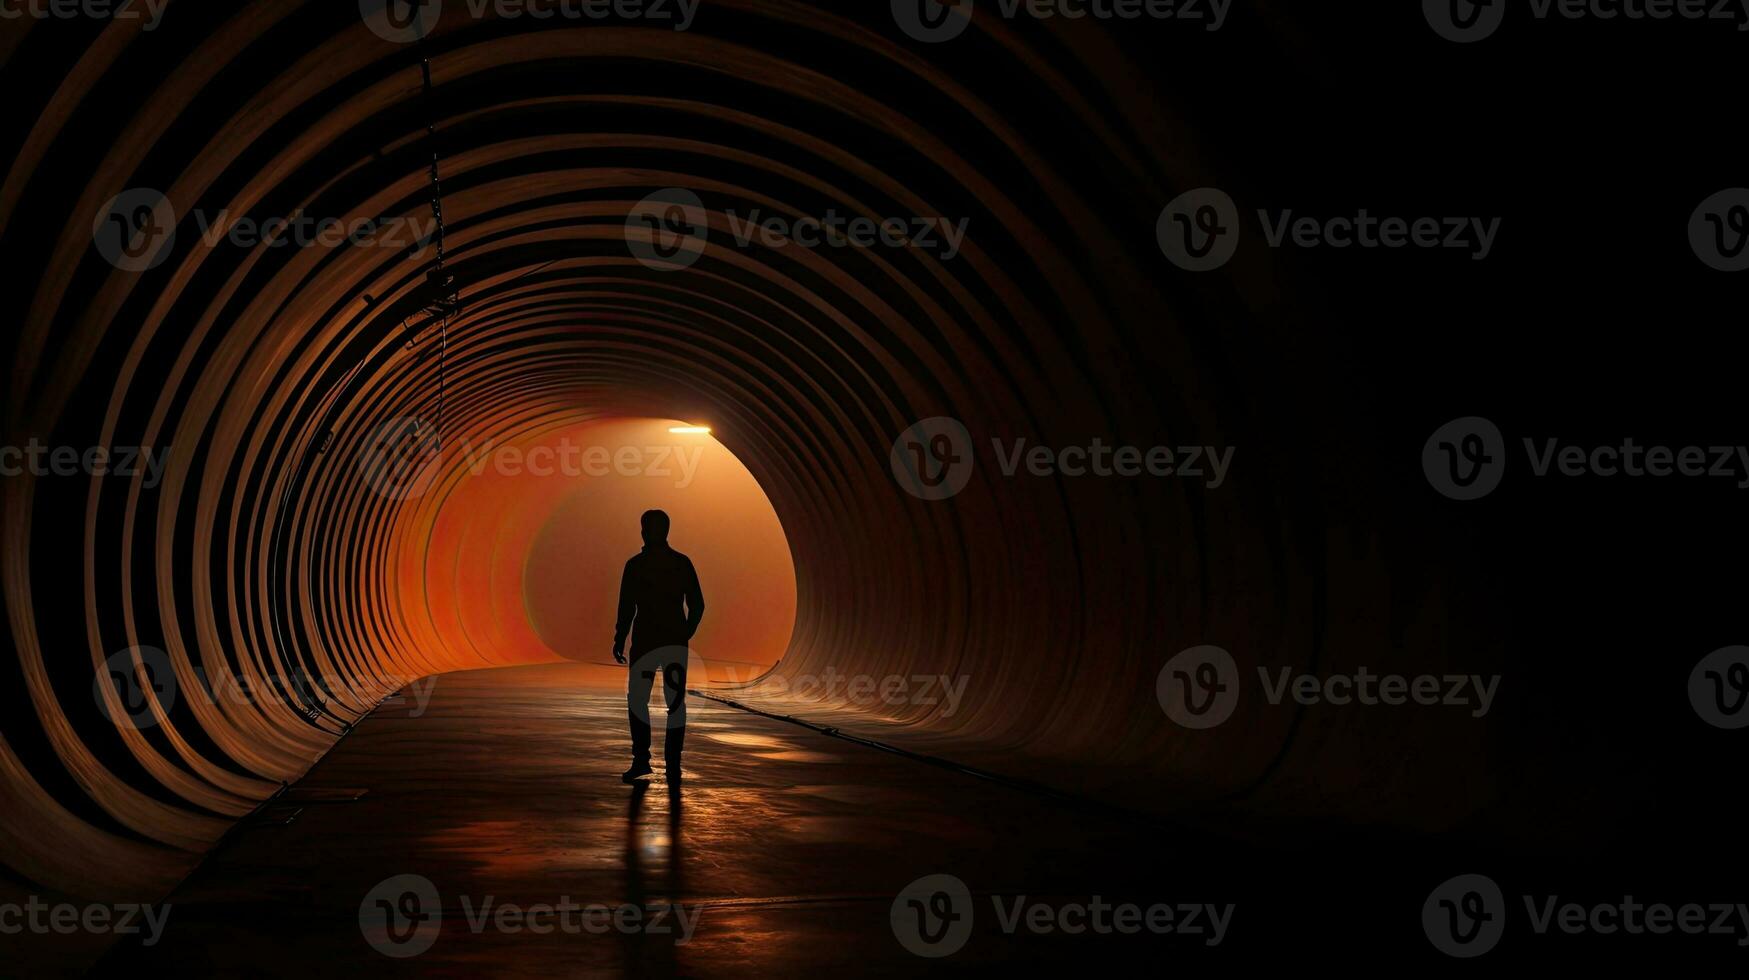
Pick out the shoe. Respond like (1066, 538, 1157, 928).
(621, 762, 653, 783)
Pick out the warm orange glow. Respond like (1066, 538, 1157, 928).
(668, 425, 712, 434)
(400, 418, 796, 685)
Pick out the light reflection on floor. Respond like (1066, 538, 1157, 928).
(102, 663, 1235, 975)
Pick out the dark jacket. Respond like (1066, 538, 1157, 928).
(614, 545, 704, 656)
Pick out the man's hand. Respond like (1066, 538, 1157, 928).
(612, 645, 626, 665)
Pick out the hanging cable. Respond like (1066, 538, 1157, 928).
(418, 53, 455, 452)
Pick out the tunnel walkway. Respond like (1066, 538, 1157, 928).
(94, 663, 1468, 973)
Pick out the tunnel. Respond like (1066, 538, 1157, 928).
(2, 1, 1744, 972)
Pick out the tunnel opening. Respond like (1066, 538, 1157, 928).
(398, 414, 799, 683)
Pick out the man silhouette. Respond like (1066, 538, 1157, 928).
(613, 510, 704, 783)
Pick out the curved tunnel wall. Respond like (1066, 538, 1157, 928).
(0, 1, 1520, 902)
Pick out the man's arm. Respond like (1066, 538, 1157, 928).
(683, 558, 705, 640)
(613, 561, 636, 663)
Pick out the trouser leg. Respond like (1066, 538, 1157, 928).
(662, 658, 688, 765)
(627, 656, 657, 765)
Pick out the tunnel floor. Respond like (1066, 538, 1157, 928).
(93, 664, 1535, 972)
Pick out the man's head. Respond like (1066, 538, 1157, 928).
(640, 509, 670, 547)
